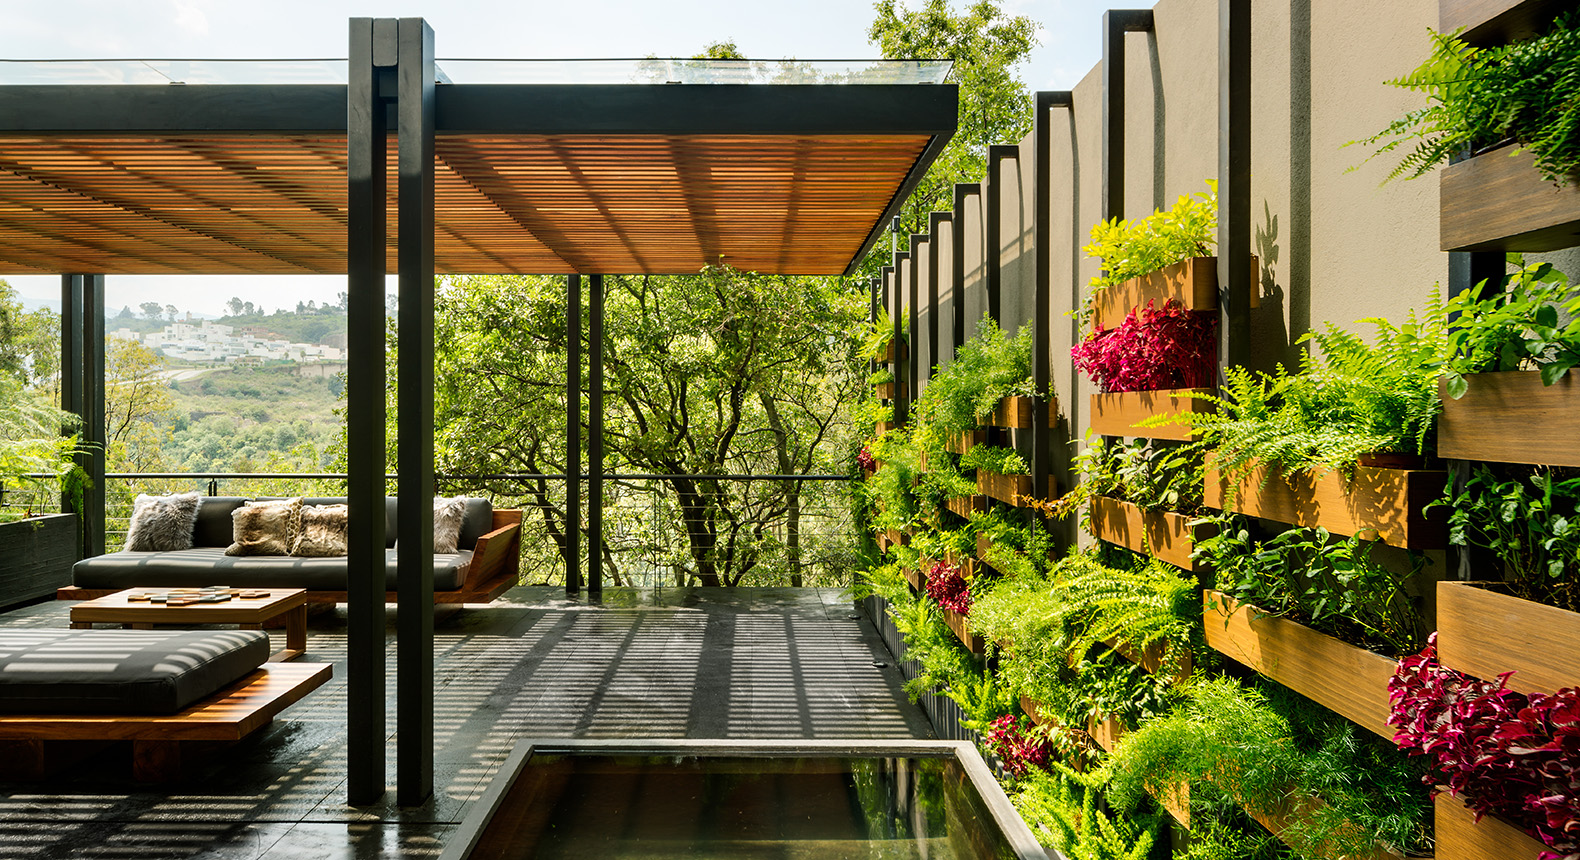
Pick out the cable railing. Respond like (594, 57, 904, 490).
(9, 471, 861, 590)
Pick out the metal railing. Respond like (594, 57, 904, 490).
(29, 471, 862, 589)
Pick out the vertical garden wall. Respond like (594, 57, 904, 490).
(859, 0, 1580, 857)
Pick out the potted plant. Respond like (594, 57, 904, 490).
(0, 374, 89, 607)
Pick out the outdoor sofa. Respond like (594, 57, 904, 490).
(58, 496, 523, 605)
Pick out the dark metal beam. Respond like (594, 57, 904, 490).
(59, 274, 105, 558)
(1033, 93, 1070, 511)
(345, 15, 391, 806)
(907, 235, 923, 404)
(890, 256, 910, 427)
(1102, 9, 1155, 223)
(985, 145, 1016, 323)
(395, 16, 436, 809)
(565, 274, 582, 595)
(1217, 0, 1251, 374)
(59, 276, 83, 538)
(588, 273, 604, 597)
(0, 85, 350, 133)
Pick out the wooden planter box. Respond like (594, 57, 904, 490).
(1441, 144, 1580, 252)
(1103, 636, 1193, 684)
(1203, 591, 1398, 740)
(976, 470, 1032, 506)
(1435, 790, 1548, 860)
(1442, 0, 1573, 45)
(945, 495, 988, 518)
(905, 563, 985, 655)
(977, 395, 1058, 430)
(944, 429, 988, 455)
(875, 382, 907, 401)
(876, 528, 907, 552)
(0, 514, 79, 610)
(1089, 388, 1212, 440)
(1204, 456, 1448, 550)
(877, 340, 908, 363)
(1438, 371, 1580, 467)
(1437, 580, 1580, 696)
(1087, 496, 1205, 570)
(1090, 256, 1259, 330)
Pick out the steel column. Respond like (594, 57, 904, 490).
(59, 275, 101, 556)
(926, 214, 947, 377)
(1448, 252, 1506, 307)
(1217, 0, 1252, 374)
(1033, 93, 1071, 511)
(951, 184, 977, 349)
(891, 257, 910, 426)
(346, 16, 392, 806)
(588, 273, 604, 596)
(1102, 10, 1154, 223)
(566, 274, 582, 595)
(395, 16, 436, 808)
(985, 145, 1016, 323)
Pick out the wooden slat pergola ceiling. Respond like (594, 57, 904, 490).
(0, 128, 938, 276)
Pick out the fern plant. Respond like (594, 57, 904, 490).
(960, 444, 1027, 476)
(1163, 296, 1449, 492)
(1350, 14, 1580, 185)
(1011, 764, 1161, 860)
(912, 317, 1041, 435)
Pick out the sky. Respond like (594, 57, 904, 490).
(3, 0, 1147, 317)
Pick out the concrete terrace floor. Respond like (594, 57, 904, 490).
(0, 586, 932, 859)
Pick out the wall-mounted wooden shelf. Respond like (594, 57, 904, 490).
(1441, 145, 1580, 252)
(976, 470, 1032, 506)
(945, 495, 988, 518)
(875, 382, 907, 401)
(1087, 495, 1206, 570)
(1089, 388, 1212, 440)
(1204, 456, 1449, 550)
(1441, 0, 1572, 46)
(977, 395, 1058, 430)
(1438, 372, 1580, 467)
(944, 428, 989, 455)
(877, 339, 908, 363)
(876, 528, 907, 552)
(1437, 581, 1580, 696)
(1435, 790, 1547, 860)
(1203, 591, 1399, 740)
(1089, 255, 1260, 330)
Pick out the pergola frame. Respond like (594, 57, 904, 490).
(3, 17, 955, 807)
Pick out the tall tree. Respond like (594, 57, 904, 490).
(104, 339, 175, 472)
(868, 0, 1039, 237)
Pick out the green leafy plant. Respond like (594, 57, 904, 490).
(1105, 677, 1433, 860)
(1442, 256, 1580, 395)
(1167, 297, 1448, 490)
(1350, 14, 1580, 185)
(912, 317, 1041, 435)
(1194, 516, 1428, 655)
(1063, 434, 1205, 515)
(858, 306, 907, 361)
(959, 444, 1027, 476)
(1081, 181, 1217, 329)
(0, 373, 90, 525)
(869, 367, 895, 386)
(1439, 463, 1580, 613)
(1011, 764, 1161, 859)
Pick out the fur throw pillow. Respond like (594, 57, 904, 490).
(292, 504, 349, 557)
(433, 496, 466, 554)
(225, 498, 302, 557)
(124, 493, 201, 551)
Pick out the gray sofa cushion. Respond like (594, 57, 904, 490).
(458, 498, 495, 550)
(0, 628, 269, 715)
(193, 497, 249, 548)
(72, 547, 472, 592)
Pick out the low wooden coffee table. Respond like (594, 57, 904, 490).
(69, 588, 308, 662)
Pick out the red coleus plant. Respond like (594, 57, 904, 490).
(857, 446, 876, 471)
(985, 714, 1054, 778)
(924, 560, 971, 616)
(1071, 298, 1217, 393)
(1389, 633, 1580, 860)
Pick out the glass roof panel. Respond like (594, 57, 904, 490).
(0, 58, 950, 86)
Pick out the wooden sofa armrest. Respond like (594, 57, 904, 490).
(460, 509, 522, 591)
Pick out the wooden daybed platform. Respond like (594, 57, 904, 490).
(0, 662, 332, 782)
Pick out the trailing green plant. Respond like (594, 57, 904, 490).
(1442, 256, 1580, 395)
(1105, 677, 1433, 860)
(1438, 463, 1580, 613)
(1350, 14, 1580, 185)
(1165, 296, 1448, 490)
(1011, 764, 1161, 860)
(1193, 515, 1427, 655)
(912, 317, 1040, 434)
(0, 373, 90, 524)
(868, 366, 895, 386)
(863, 427, 923, 534)
(959, 444, 1027, 476)
(1081, 181, 1217, 331)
